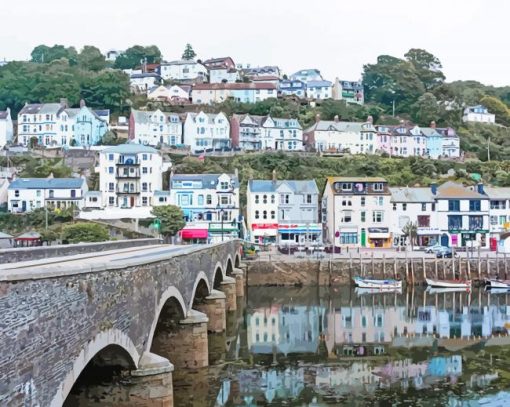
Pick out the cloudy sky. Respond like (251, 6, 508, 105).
(1, 0, 508, 86)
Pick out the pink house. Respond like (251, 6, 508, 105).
(375, 125, 392, 155)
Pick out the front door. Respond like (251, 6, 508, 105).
(441, 234, 449, 247)
(130, 197, 135, 207)
(361, 229, 366, 247)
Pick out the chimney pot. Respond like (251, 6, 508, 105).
(430, 121, 436, 128)
(272, 169, 277, 182)
(431, 183, 437, 195)
(367, 115, 373, 124)
(334, 115, 339, 122)
(80, 99, 86, 108)
(315, 113, 321, 123)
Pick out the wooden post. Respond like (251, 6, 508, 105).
(434, 256, 438, 279)
(452, 247, 456, 278)
(410, 258, 415, 285)
(478, 245, 481, 279)
(359, 250, 363, 277)
(349, 251, 353, 268)
(394, 257, 398, 280)
(382, 253, 386, 278)
(496, 250, 500, 279)
(486, 254, 491, 279)
(422, 257, 426, 282)
(405, 249, 409, 284)
(371, 252, 375, 276)
(505, 252, 508, 280)
(459, 253, 462, 280)
(442, 255, 446, 280)
(467, 258, 471, 280)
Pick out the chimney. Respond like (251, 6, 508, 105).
(366, 115, 373, 124)
(430, 120, 436, 129)
(60, 98, 68, 108)
(431, 183, 437, 195)
(315, 113, 321, 123)
(234, 168, 239, 179)
(334, 115, 339, 123)
(477, 183, 484, 195)
(80, 99, 86, 108)
(272, 169, 277, 182)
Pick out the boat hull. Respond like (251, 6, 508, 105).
(353, 277, 402, 289)
(356, 287, 402, 295)
(485, 279, 510, 289)
(426, 278, 471, 289)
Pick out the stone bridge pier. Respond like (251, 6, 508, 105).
(0, 240, 244, 407)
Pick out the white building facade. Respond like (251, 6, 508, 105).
(157, 60, 208, 82)
(0, 108, 13, 148)
(128, 109, 182, 146)
(462, 105, 496, 124)
(183, 111, 230, 153)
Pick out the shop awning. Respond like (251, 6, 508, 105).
(368, 233, 391, 239)
(180, 229, 208, 239)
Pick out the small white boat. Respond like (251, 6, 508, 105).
(353, 276, 402, 289)
(355, 287, 402, 296)
(485, 279, 510, 289)
(426, 278, 471, 289)
(485, 287, 510, 294)
(426, 286, 469, 294)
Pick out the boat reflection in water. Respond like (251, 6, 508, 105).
(175, 286, 510, 406)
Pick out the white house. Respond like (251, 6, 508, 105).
(322, 177, 393, 249)
(0, 108, 14, 148)
(304, 118, 377, 154)
(290, 69, 323, 83)
(169, 173, 240, 243)
(247, 179, 320, 246)
(208, 66, 239, 83)
(8, 178, 88, 213)
(306, 80, 333, 100)
(95, 144, 171, 210)
(147, 85, 190, 104)
(157, 60, 208, 82)
(485, 187, 510, 241)
(183, 111, 230, 153)
(129, 72, 161, 93)
(389, 187, 439, 248)
(191, 83, 277, 105)
(462, 105, 496, 124)
(433, 182, 490, 248)
(128, 109, 182, 146)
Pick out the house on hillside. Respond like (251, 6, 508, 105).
(183, 111, 230, 153)
(157, 60, 208, 82)
(147, 85, 191, 104)
(129, 109, 182, 146)
(306, 80, 333, 100)
(332, 79, 364, 104)
(278, 80, 306, 98)
(191, 82, 277, 104)
(290, 69, 323, 83)
(462, 105, 495, 124)
(0, 108, 13, 149)
(129, 72, 161, 93)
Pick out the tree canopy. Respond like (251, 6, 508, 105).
(151, 205, 186, 239)
(61, 222, 110, 243)
(77, 46, 106, 71)
(113, 45, 162, 69)
(30, 44, 78, 65)
(182, 44, 197, 60)
(404, 48, 445, 91)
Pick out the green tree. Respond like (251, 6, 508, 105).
(113, 45, 162, 69)
(97, 130, 126, 146)
(182, 43, 197, 60)
(404, 48, 445, 91)
(30, 44, 78, 65)
(402, 221, 418, 250)
(410, 93, 440, 125)
(80, 70, 130, 113)
(151, 205, 186, 241)
(479, 95, 510, 126)
(77, 46, 106, 71)
(61, 223, 110, 243)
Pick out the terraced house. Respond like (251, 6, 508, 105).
(183, 111, 230, 153)
(128, 109, 182, 146)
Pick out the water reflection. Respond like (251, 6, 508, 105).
(174, 286, 510, 406)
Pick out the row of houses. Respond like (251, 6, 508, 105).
(4, 143, 510, 249)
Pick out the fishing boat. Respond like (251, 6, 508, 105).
(425, 278, 471, 289)
(353, 276, 402, 289)
(355, 287, 402, 296)
(485, 278, 510, 289)
(426, 286, 470, 294)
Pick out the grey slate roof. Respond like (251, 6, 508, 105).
(131, 109, 180, 124)
(171, 174, 239, 189)
(390, 187, 435, 203)
(305, 120, 373, 133)
(484, 187, 510, 199)
(0, 110, 9, 120)
(9, 178, 85, 190)
(102, 144, 158, 154)
(154, 190, 171, 196)
(248, 180, 318, 194)
(307, 80, 332, 88)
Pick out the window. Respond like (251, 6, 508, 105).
(109, 197, 115, 205)
(491, 200, 506, 210)
(142, 167, 148, 174)
(342, 211, 352, 223)
(448, 215, 462, 230)
(14, 190, 19, 197)
(340, 232, 358, 245)
(449, 200, 460, 211)
(421, 203, 427, 211)
(108, 183, 114, 192)
(402, 203, 407, 211)
(206, 195, 212, 205)
(469, 215, 483, 230)
(341, 183, 352, 191)
(108, 167, 114, 174)
(220, 181, 229, 190)
(142, 182, 148, 192)
(490, 216, 498, 225)
(361, 211, 366, 222)
(198, 195, 204, 205)
(142, 154, 148, 160)
(469, 200, 481, 211)
(263, 210, 267, 219)
(255, 210, 260, 219)
(280, 194, 290, 204)
(373, 183, 384, 191)
(220, 196, 229, 205)
(393, 203, 397, 211)
(372, 211, 383, 223)
(271, 194, 275, 204)
(500, 216, 507, 225)
(306, 194, 312, 204)
(36, 190, 41, 197)
(108, 153, 114, 161)
(360, 197, 365, 206)
(271, 210, 276, 219)
(70, 190, 76, 198)
(142, 197, 148, 206)
(418, 215, 430, 227)
(263, 195, 267, 204)
(432, 203, 436, 211)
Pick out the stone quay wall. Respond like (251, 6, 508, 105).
(0, 240, 241, 407)
(245, 256, 510, 286)
(0, 238, 161, 264)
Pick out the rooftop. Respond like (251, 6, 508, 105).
(171, 173, 239, 189)
(390, 187, 435, 203)
(102, 144, 159, 154)
(193, 82, 277, 90)
(9, 178, 85, 190)
(436, 181, 486, 199)
(327, 176, 387, 183)
(249, 180, 318, 194)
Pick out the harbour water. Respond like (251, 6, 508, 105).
(174, 286, 510, 406)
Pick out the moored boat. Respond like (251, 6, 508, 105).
(355, 287, 403, 295)
(353, 276, 402, 289)
(485, 279, 510, 289)
(426, 286, 470, 294)
(425, 278, 471, 289)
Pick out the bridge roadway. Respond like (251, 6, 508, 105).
(0, 240, 243, 406)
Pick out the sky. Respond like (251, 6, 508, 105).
(0, 0, 508, 86)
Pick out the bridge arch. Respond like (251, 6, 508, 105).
(225, 256, 234, 276)
(51, 329, 139, 407)
(146, 286, 187, 353)
(188, 271, 211, 310)
(212, 262, 225, 290)
(235, 251, 241, 268)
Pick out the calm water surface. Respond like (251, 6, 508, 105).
(174, 286, 510, 406)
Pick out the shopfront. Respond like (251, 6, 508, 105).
(278, 223, 322, 247)
(448, 230, 489, 248)
(417, 228, 441, 247)
(251, 223, 278, 244)
(367, 227, 392, 248)
(180, 227, 209, 244)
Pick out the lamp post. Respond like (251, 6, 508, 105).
(217, 205, 225, 242)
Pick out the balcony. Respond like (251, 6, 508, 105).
(116, 160, 140, 166)
(116, 169, 141, 178)
(117, 187, 140, 194)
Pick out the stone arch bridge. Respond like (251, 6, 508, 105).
(0, 240, 243, 406)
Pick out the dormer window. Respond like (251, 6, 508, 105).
(373, 183, 384, 192)
(341, 183, 352, 191)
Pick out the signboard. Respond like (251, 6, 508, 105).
(368, 227, 389, 233)
(451, 234, 458, 246)
(252, 223, 278, 230)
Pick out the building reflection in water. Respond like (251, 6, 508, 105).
(209, 287, 510, 405)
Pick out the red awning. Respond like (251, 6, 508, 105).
(180, 229, 208, 239)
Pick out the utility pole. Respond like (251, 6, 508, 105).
(392, 99, 396, 118)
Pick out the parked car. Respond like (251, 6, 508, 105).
(436, 247, 456, 258)
(425, 244, 445, 254)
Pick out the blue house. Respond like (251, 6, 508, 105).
(421, 124, 443, 159)
(278, 79, 306, 98)
(67, 104, 109, 146)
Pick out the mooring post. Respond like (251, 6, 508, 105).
(496, 251, 500, 279)
(382, 253, 386, 278)
(394, 256, 398, 280)
(442, 255, 446, 280)
(505, 252, 508, 279)
(410, 258, 415, 285)
(434, 256, 438, 279)
(405, 250, 409, 284)
(487, 254, 491, 279)
(422, 257, 426, 282)
(371, 252, 375, 276)
(467, 258, 471, 280)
